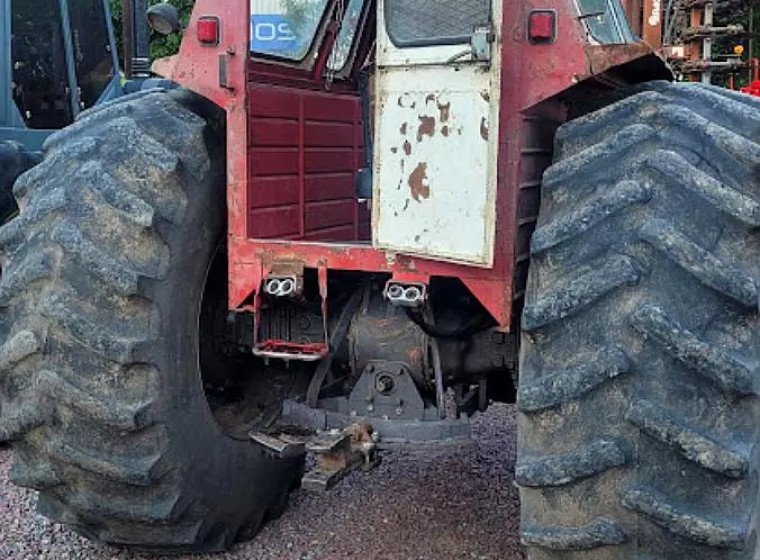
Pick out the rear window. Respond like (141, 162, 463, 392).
(250, 0, 329, 60)
(384, 0, 490, 47)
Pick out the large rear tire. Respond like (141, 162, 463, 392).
(519, 82, 760, 559)
(0, 91, 303, 552)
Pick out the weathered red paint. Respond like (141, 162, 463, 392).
(160, 0, 667, 332)
(247, 85, 365, 242)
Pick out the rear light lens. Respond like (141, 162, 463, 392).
(528, 10, 556, 44)
(197, 16, 220, 45)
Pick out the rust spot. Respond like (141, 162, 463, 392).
(417, 116, 436, 142)
(408, 346, 424, 366)
(408, 162, 431, 202)
(425, 93, 436, 104)
(437, 101, 451, 123)
(481, 91, 491, 103)
(403, 140, 412, 156)
(400, 123, 408, 135)
(391, 147, 398, 154)
(442, 126, 450, 137)
(480, 117, 489, 141)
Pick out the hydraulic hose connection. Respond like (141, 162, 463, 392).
(384, 281, 427, 308)
(263, 276, 298, 298)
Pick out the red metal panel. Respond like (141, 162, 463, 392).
(303, 96, 357, 122)
(305, 199, 356, 231)
(250, 118, 299, 147)
(304, 122, 355, 147)
(304, 225, 357, 242)
(247, 83, 362, 242)
(305, 173, 355, 201)
(249, 176, 298, 208)
(304, 150, 355, 173)
(248, 206, 300, 238)
(249, 149, 298, 176)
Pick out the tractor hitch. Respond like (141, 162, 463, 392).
(250, 422, 380, 493)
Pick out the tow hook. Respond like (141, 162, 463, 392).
(250, 422, 381, 492)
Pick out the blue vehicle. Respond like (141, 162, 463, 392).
(0, 0, 124, 220)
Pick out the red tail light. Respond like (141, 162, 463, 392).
(197, 16, 220, 45)
(528, 10, 556, 44)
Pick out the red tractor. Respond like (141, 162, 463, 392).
(1, 0, 756, 558)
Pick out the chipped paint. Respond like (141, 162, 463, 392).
(408, 162, 431, 202)
(438, 101, 451, 123)
(403, 140, 412, 156)
(417, 116, 436, 141)
(480, 117, 489, 141)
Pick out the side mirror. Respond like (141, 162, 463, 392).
(146, 3, 182, 36)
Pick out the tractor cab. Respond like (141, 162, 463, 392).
(0, 0, 121, 149)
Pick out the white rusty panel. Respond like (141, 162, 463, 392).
(372, 1, 501, 266)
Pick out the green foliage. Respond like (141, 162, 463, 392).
(107, 0, 194, 62)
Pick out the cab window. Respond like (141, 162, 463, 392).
(327, 0, 366, 71)
(250, 0, 330, 60)
(67, 0, 115, 110)
(578, 0, 635, 44)
(11, 0, 73, 129)
(384, 0, 490, 47)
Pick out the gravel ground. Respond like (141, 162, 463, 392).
(0, 405, 524, 560)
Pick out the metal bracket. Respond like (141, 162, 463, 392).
(348, 362, 426, 421)
(250, 422, 380, 493)
(250, 432, 306, 460)
(471, 25, 494, 62)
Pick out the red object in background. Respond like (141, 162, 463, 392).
(741, 59, 760, 97)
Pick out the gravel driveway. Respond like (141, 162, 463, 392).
(0, 405, 524, 560)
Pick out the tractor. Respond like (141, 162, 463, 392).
(0, 0, 162, 224)
(0, 0, 756, 558)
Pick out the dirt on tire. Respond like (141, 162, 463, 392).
(0, 90, 303, 553)
(518, 82, 760, 559)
